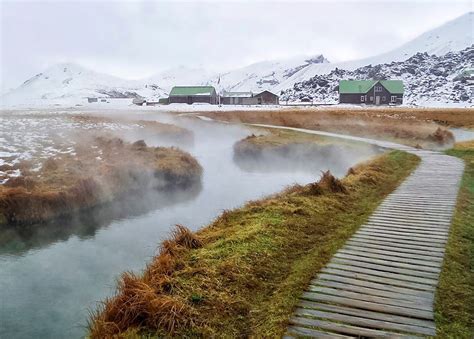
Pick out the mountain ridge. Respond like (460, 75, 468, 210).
(1, 12, 472, 107)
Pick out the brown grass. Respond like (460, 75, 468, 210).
(89, 150, 420, 338)
(0, 136, 202, 225)
(90, 224, 201, 337)
(200, 107, 473, 147)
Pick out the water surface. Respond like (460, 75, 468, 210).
(0, 112, 379, 338)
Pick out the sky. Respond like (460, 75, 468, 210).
(0, 0, 472, 91)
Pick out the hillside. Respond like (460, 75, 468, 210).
(281, 46, 473, 106)
(0, 63, 167, 107)
(274, 12, 473, 92)
(205, 54, 329, 93)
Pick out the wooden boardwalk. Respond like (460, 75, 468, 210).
(251, 125, 465, 338)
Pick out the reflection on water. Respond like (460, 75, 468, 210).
(0, 111, 377, 339)
(0, 183, 202, 257)
(450, 128, 474, 142)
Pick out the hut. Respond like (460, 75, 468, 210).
(169, 86, 217, 104)
(221, 91, 254, 105)
(339, 80, 403, 105)
(221, 90, 279, 105)
(253, 90, 279, 105)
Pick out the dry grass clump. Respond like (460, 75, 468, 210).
(90, 224, 201, 338)
(89, 150, 420, 338)
(202, 107, 472, 147)
(317, 170, 347, 193)
(0, 136, 202, 225)
(428, 127, 455, 146)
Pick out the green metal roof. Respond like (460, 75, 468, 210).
(381, 80, 404, 94)
(339, 80, 404, 94)
(169, 86, 215, 96)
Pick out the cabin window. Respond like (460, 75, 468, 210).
(391, 96, 397, 102)
(360, 95, 365, 102)
(370, 96, 373, 101)
(375, 86, 383, 92)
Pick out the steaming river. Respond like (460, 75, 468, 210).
(0, 111, 381, 338)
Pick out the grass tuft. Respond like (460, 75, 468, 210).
(318, 170, 347, 193)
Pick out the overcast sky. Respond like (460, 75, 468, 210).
(0, 0, 472, 91)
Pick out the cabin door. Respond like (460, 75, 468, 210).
(375, 96, 381, 105)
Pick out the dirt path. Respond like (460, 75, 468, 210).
(250, 124, 464, 338)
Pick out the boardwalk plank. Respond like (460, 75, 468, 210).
(298, 301, 436, 330)
(338, 249, 442, 267)
(365, 223, 449, 234)
(357, 229, 448, 243)
(352, 233, 446, 247)
(295, 307, 436, 336)
(322, 267, 436, 292)
(315, 274, 434, 299)
(299, 292, 433, 320)
(310, 280, 433, 304)
(291, 315, 421, 338)
(333, 254, 441, 274)
(286, 326, 353, 338)
(348, 236, 446, 252)
(343, 244, 443, 262)
(328, 262, 438, 285)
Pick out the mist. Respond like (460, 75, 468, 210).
(0, 109, 389, 338)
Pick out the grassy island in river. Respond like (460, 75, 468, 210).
(0, 136, 202, 225)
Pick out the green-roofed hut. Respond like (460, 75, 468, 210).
(338, 80, 404, 105)
(169, 86, 218, 104)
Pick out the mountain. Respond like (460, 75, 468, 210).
(274, 12, 473, 92)
(204, 54, 329, 93)
(281, 46, 473, 106)
(0, 63, 167, 107)
(1, 12, 472, 107)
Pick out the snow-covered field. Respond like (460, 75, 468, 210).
(0, 113, 149, 184)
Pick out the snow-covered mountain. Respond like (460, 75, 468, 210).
(0, 63, 167, 107)
(274, 11, 473, 92)
(1, 12, 472, 107)
(205, 54, 329, 93)
(281, 46, 473, 106)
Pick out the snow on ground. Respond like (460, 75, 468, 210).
(0, 113, 148, 184)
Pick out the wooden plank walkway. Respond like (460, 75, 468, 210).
(250, 125, 465, 338)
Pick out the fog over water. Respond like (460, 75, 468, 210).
(0, 111, 380, 338)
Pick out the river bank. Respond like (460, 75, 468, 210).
(89, 150, 419, 337)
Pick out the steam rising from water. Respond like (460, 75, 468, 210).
(0, 109, 385, 338)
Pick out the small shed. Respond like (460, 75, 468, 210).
(221, 91, 254, 105)
(221, 90, 279, 105)
(339, 80, 404, 105)
(169, 86, 217, 104)
(253, 90, 279, 105)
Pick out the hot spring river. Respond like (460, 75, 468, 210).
(0, 112, 391, 338)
